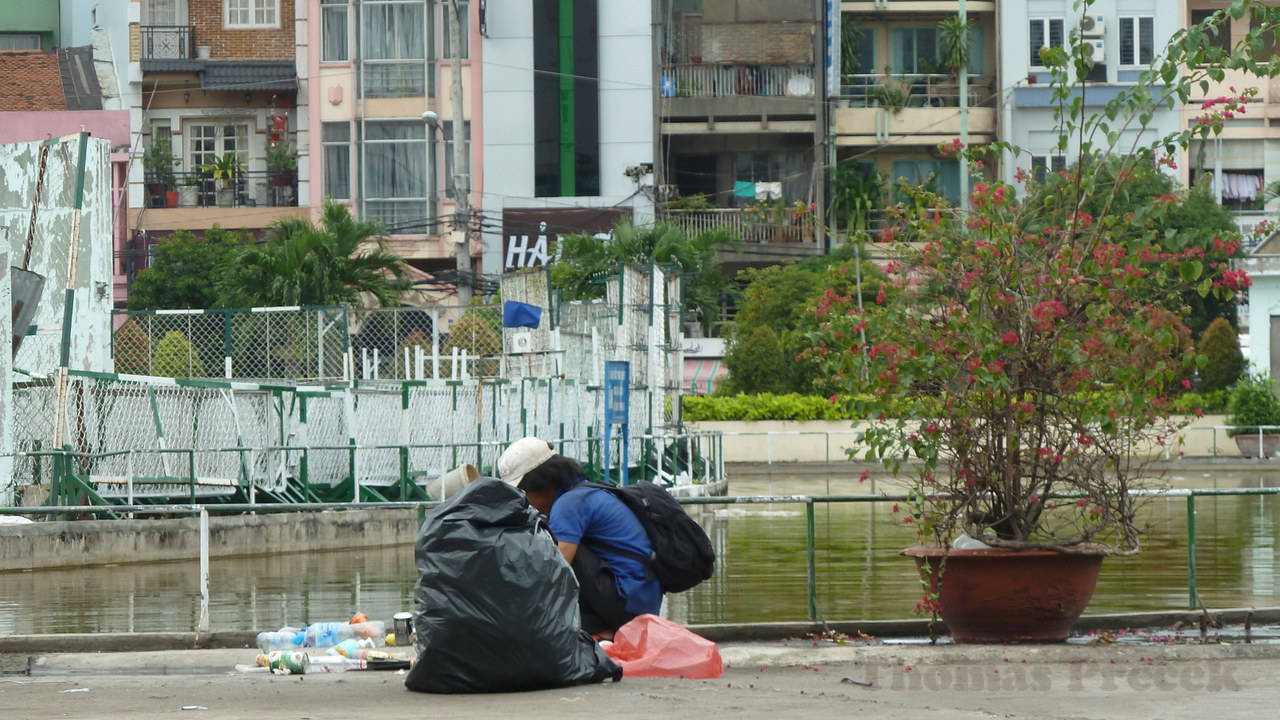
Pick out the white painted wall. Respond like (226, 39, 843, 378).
(61, 0, 133, 113)
(480, 2, 655, 274)
(1000, 0, 1180, 186)
(1, 136, 115, 376)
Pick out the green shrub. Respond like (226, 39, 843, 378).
(152, 331, 206, 378)
(1226, 373, 1280, 436)
(683, 393, 864, 421)
(1171, 389, 1230, 415)
(1197, 317, 1245, 393)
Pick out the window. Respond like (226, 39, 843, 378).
(145, 0, 180, 26)
(1031, 154, 1067, 185)
(1029, 18, 1065, 68)
(1191, 10, 1232, 57)
(322, 122, 351, 200)
(890, 27, 938, 74)
(187, 123, 248, 169)
(321, 0, 349, 62)
(441, 1, 470, 60)
(362, 120, 428, 231)
(187, 122, 249, 206)
(0, 34, 41, 50)
(892, 159, 960, 205)
(226, 0, 279, 28)
(441, 121, 471, 199)
(1119, 17, 1154, 66)
(363, 0, 427, 97)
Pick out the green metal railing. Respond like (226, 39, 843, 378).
(4, 486, 1276, 633)
(9, 430, 724, 508)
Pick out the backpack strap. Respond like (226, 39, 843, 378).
(576, 482, 657, 579)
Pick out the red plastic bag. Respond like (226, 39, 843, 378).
(603, 614, 723, 679)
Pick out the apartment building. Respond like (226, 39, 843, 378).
(833, 0, 997, 220)
(652, 0, 824, 276)
(480, 1, 654, 277)
(999, 1, 1180, 188)
(127, 0, 311, 280)
(1180, 0, 1280, 232)
(305, 0, 486, 297)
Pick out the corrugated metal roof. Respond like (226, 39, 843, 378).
(60, 46, 103, 111)
(140, 58, 205, 73)
(200, 61, 297, 91)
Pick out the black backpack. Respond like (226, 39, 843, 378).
(583, 481, 715, 593)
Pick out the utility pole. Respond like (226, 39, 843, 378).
(448, 0, 473, 305)
(958, 0, 969, 211)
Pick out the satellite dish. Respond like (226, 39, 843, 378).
(786, 74, 814, 97)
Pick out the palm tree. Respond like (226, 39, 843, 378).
(217, 201, 409, 308)
(550, 218, 737, 333)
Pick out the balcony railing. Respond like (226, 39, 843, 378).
(836, 73, 998, 109)
(659, 207, 817, 244)
(145, 171, 298, 209)
(140, 25, 196, 60)
(661, 63, 816, 99)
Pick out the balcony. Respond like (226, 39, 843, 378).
(144, 170, 297, 209)
(659, 208, 822, 270)
(140, 25, 199, 71)
(842, 1, 996, 11)
(834, 73, 998, 147)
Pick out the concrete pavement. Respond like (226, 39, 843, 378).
(3, 639, 1278, 719)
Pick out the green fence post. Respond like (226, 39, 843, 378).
(188, 449, 196, 504)
(1187, 493, 1200, 609)
(806, 498, 817, 622)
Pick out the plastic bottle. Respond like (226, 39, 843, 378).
(329, 637, 374, 658)
(302, 620, 387, 648)
(255, 627, 306, 651)
(309, 655, 367, 673)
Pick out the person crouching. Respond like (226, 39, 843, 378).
(498, 437, 661, 639)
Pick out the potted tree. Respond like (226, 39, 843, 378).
(201, 153, 245, 207)
(266, 141, 297, 186)
(804, 1, 1275, 643)
(142, 130, 180, 208)
(1226, 373, 1280, 458)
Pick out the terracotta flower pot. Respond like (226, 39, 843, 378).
(902, 546, 1104, 643)
(1232, 433, 1280, 458)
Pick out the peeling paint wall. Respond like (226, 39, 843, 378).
(2, 135, 113, 504)
(0, 135, 113, 376)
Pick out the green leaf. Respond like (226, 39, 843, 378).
(1179, 260, 1204, 282)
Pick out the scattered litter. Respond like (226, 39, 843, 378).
(179, 706, 208, 711)
(841, 677, 873, 687)
(59, 688, 90, 693)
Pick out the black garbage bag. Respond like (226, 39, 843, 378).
(404, 477, 622, 693)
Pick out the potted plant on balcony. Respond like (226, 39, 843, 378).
(803, 3, 1272, 643)
(266, 141, 297, 186)
(201, 153, 245, 207)
(1226, 373, 1280, 458)
(142, 130, 180, 208)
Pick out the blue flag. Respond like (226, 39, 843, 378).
(502, 301, 542, 329)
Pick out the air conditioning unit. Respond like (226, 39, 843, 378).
(509, 330, 533, 354)
(1081, 14, 1105, 37)
(1083, 39, 1106, 64)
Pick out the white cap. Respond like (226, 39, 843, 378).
(497, 437, 555, 487)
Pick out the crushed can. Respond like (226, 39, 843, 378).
(258, 650, 310, 675)
(393, 612, 413, 646)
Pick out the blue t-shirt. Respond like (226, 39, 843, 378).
(548, 480, 663, 618)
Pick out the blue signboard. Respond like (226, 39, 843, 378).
(604, 361, 630, 424)
(603, 361, 630, 485)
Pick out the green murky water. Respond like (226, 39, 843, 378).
(1, 469, 1276, 634)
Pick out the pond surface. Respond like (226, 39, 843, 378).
(0, 468, 1276, 635)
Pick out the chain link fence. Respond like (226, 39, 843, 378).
(10, 264, 699, 505)
(4, 370, 718, 506)
(113, 307, 350, 382)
